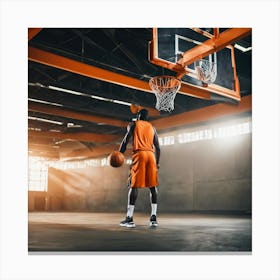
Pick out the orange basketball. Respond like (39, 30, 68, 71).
(130, 104, 142, 114)
(109, 151, 125, 168)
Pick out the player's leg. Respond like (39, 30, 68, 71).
(120, 187, 138, 228)
(127, 187, 138, 217)
(149, 187, 158, 227)
(145, 152, 159, 226)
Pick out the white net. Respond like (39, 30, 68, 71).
(149, 76, 181, 112)
(194, 59, 217, 84)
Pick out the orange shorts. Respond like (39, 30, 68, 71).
(129, 150, 158, 188)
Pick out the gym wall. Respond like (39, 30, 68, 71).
(28, 127, 252, 214)
(158, 133, 252, 213)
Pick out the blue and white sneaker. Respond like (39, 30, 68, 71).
(120, 216, 136, 228)
(149, 215, 158, 227)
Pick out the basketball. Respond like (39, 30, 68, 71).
(109, 151, 125, 168)
(130, 104, 142, 114)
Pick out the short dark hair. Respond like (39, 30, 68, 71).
(137, 109, 149, 120)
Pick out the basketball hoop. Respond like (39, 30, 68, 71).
(194, 58, 217, 85)
(149, 75, 181, 112)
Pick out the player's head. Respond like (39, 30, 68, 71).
(137, 109, 149, 121)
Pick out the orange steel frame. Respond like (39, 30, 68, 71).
(151, 94, 251, 131)
(28, 28, 250, 103)
(176, 28, 251, 66)
(28, 47, 251, 132)
(29, 46, 213, 100)
(27, 28, 246, 99)
(149, 28, 252, 102)
(28, 130, 120, 143)
(28, 28, 252, 160)
(28, 101, 128, 128)
(28, 28, 42, 41)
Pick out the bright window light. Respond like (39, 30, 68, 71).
(49, 158, 109, 170)
(101, 157, 109, 166)
(178, 129, 213, 144)
(177, 121, 251, 144)
(159, 136, 175, 146)
(213, 122, 251, 139)
(28, 157, 48, 191)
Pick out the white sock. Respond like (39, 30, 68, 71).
(126, 205, 135, 218)
(151, 203, 157, 216)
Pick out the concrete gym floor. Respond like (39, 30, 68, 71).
(28, 212, 251, 253)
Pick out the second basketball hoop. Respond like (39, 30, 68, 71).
(149, 75, 181, 112)
(194, 56, 217, 85)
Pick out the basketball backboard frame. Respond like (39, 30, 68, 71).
(148, 28, 251, 102)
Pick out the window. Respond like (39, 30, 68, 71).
(28, 157, 48, 191)
(159, 135, 175, 146)
(43, 119, 251, 171)
(178, 121, 251, 144)
(178, 129, 213, 144)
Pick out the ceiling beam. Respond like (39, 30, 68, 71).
(61, 144, 133, 161)
(28, 28, 42, 41)
(28, 143, 59, 153)
(28, 83, 160, 117)
(28, 119, 63, 131)
(29, 136, 57, 145)
(28, 149, 59, 159)
(177, 28, 252, 67)
(28, 130, 121, 143)
(28, 46, 224, 100)
(29, 46, 152, 92)
(28, 152, 59, 160)
(28, 101, 128, 128)
(179, 83, 211, 99)
(151, 95, 251, 131)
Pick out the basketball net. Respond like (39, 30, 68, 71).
(194, 59, 217, 84)
(149, 76, 181, 112)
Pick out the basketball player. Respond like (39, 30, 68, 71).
(119, 109, 160, 228)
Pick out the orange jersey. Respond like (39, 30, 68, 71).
(133, 120, 154, 152)
(129, 120, 158, 188)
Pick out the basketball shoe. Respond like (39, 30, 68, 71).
(150, 215, 158, 227)
(120, 216, 136, 228)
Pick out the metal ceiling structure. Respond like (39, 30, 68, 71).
(28, 28, 252, 161)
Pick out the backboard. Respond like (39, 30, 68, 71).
(150, 28, 242, 102)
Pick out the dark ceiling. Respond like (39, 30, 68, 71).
(28, 28, 252, 160)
